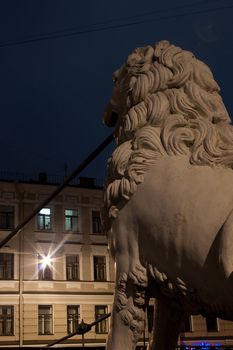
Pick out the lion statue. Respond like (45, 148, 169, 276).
(102, 40, 233, 350)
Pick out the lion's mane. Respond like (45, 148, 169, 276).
(103, 40, 233, 229)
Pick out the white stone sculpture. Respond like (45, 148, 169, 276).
(102, 40, 233, 350)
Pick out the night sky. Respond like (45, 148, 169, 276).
(0, 0, 232, 181)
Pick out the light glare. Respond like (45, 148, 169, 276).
(41, 255, 52, 268)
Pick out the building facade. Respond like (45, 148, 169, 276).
(0, 178, 115, 347)
(0, 177, 232, 348)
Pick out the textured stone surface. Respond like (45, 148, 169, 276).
(103, 40, 233, 350)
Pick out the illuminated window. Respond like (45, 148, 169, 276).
(66, 255, 79, 281)
(0, 253, 14, 280)
(0, 306, 14, 336)
(37, 208, 51, 230)
(65, 209, 78, 232)
(67, 305, 80, 334)
(38, 305, 53, 335)
(38, 256, 53, 280)
(0, 206, 14, 230)
(92, 210, 102, 234)
(93, 256, 106, 281)
(95, 305, 108, 334)
(206, 316, 218, 332)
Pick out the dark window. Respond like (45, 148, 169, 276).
(93, 256, 106, 281)
(92, 210, 102, 234)
(66, 255, 79, 281)
(67, 305, 80, 334)
(181, 315, 192, 333)
(38, 256, 53, 281)
(0, 253, 14, 280)
(206, 316, 218, 332)
(147, 305, 154, 333)
(0, 306, 14, 336)
(65, 209, 78, 232)
(38, 305, 53, 335)
(95, 305, 108, 334)
(0, 206, 14, 230)
(37, 208, 51, 230)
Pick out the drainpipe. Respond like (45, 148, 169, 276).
(15, 182, 24, 347)
(18, 226, 24, 347)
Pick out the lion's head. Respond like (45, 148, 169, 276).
(102, 40, 233, 228)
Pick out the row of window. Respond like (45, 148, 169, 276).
(38, 254, 95, 281)
(0, 304, 220, 337)
(0, 253, 108, 282)
(0, 305, 108, 336)
(0, 205, 102, 234)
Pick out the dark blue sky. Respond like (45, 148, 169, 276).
(0, 0, 232, 181)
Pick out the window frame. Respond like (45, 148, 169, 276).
(38, 256, 53, 281)
(181, 315, 193, 333)
(0, 305, 14, 336)
(37, 207, 52, 231)
(206, 316, 219, 332)
(91, 210, 103, 234)
(93, 255, 107, 282)
(0, 205, 14, 230)
(95, 305, 108, 334)
(64, 208, 79, 232)
(67, 305, 80, 334)
(66, 255, 80, 281)
(0, 253, 14, 280)
(38, 305, 53, 335)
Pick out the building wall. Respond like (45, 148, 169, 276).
(0, 180, 114, 347)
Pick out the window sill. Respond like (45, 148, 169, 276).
(0, 278, 14, 280)
(38, 279, 53, 282)
(64, 231, 82, 234)
(94, 280, 108, 282)
(66, 279, 80, 282)
(0, 334, 14, 336)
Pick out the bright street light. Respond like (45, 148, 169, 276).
(40, 254, 52, 269)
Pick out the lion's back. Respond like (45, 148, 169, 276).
(124, 155, 233, 276)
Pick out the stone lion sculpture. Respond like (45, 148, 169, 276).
(102, 40, 233, 350)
